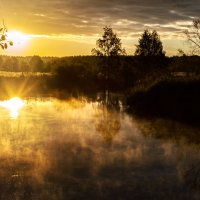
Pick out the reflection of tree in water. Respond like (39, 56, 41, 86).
(96, 91, 123, 110)
(96, 91, 121, 143)
(96, 110, 121, 143)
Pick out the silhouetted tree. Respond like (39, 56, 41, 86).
(92, 26, 126, 56)
(135, 30, 165, 56)
(184, 19, 200, 55)
(92, 26, 126, 85)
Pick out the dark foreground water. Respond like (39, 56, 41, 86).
(0, 96, 200, 200)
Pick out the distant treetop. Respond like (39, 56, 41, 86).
(92, 26, 126, 56)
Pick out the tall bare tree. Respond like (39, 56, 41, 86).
(184, 19, 200, 55)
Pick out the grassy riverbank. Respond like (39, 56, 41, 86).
(127, 79, 200, 126)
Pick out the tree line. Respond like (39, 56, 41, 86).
(0, 18, 200, 74)
(0, 55, 54, 72)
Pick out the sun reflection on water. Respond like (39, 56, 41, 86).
(0, 97, 25, 119)
(0, 97, 198, 199)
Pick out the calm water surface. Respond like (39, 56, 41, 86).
(0, 96, 200, 200)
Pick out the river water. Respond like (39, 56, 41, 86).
(0, 96, 200, 200)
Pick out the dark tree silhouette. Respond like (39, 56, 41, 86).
(91, 26, 126, 84)
(0, 24, 13, 49)
(135, 30, 165, 56)
(91, 26, 126, 56)
(184, 19, 200, 55)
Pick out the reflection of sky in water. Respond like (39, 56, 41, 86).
(0, 97, 199, 199)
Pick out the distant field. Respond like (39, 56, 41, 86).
(0, 71, 52, 77)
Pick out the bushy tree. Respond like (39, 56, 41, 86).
(92, 26, 126, 83)
(135, 30, 165, 56)
(92, 26, 126, 56)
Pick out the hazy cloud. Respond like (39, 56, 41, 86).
(1, 0, 200, 55)
(2, 0, 199, 37)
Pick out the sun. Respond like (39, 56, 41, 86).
(0, 97, 25, 119)
(7, 31, 30, 46)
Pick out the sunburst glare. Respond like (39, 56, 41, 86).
(7, 31, 30, 48)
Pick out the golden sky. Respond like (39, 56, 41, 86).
(0, 0, 198, 56)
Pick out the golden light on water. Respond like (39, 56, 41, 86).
(0, 97, 25, 119)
